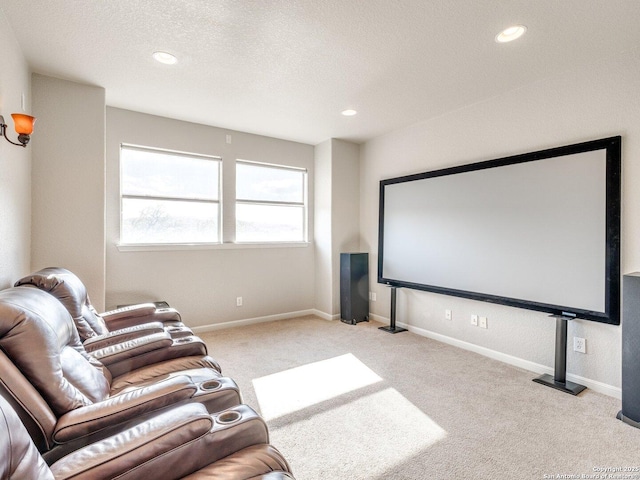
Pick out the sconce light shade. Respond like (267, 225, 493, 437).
(11, 113, 35, 135)
(0, 113, 36, 147)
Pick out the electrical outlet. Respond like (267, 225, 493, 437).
(471, 314, 478, 326)
(371, 292, 377, 302)
(445, 309, 452, 320)
(479, 316, 488, 329)
(236, 296, 243, 307)
(574, 337, 586, 354)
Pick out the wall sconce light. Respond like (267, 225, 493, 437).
(0, 113, 36, 147)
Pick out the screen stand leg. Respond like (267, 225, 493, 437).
(533, 315, 586, 395)
(379, 286, 408, 334)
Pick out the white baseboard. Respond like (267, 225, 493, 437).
(192, 309, 318, 333)
(370, 313, 621, 399)
(310, 309, 341, 321)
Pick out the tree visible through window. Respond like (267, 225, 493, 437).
(236, 161, 307, 242)
(120, 145, 221, 244)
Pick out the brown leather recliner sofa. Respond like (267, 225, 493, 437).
(15, 267, 220, 377)
(0, 394, 295, 479)
(0, 286, 242, 463)
(16, 267, 189, 336)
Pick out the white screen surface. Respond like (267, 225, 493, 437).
(381, 149, 607, 313)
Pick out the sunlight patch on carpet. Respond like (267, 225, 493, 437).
(270, 387, 448, 478)
(252, 353, 382, 420)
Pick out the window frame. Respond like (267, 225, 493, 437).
(119, 143, 223, 246)
(235, 159, 309, 244)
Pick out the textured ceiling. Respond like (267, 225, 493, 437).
(1, 1, 639, 145)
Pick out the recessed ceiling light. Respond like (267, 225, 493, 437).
(341, 109, 357, 116)
(152, 51, 178, 65)
(495, 25, 527, 43)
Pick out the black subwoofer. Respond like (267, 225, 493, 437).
(340, 253, 369, 325)
(618, 272, 640, 428)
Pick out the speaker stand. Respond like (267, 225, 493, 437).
(379, 286, 408, 334)
(533, 314, 586, 395)
(617, 411, 640, 429)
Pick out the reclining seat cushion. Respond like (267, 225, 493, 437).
(0, 287, 110, 416)
(15, 267, 109, 340)
(0, 395, 54, 480)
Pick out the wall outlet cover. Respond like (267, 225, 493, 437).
(573, 337, 586, 354)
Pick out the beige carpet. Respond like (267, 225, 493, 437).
(199, 317, 640, 480)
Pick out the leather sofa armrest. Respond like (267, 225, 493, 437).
(83, 322, 165, 351)
(149, 307, 182, 323)
(186, 446, 294, 480)
(101, 303, 157, 321)
(93, 335, 208, 378)
(110, 356, 222, 394)
(102, 305, 182, 330)
(51, 404, 270, 480)
(89, 332, 173, 366)
(53, 376, 197, 444)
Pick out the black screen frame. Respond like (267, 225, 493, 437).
(378, 136, 622, 325)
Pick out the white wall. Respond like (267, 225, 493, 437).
(106, 108, 315, 328)
(314, 139, 333, 316)
(0, 13, 31, 288)
(314, 138, 361, 318)
(331, 139, 361, 314)
(31, 75, 106, 309)
(360, 48, 640, 394)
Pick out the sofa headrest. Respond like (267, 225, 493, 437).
(0, 287, 110, 417)
(15, 267, 109, 340)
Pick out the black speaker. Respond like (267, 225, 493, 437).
(618, 272, 640, 428)
(340, 253, 369, 325)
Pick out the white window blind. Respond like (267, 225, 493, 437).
(120, 144, 221, 244)
(236, 160, 307, 243)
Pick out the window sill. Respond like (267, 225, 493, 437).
(116, 242, 310, 252)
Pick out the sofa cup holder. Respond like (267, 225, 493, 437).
(217, 410, 241, 425)
(201, 380, 222, 391)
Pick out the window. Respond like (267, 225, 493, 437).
(236, 160, 307, 243)
(120, 145, 221, 244)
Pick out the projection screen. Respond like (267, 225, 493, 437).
(378, 136, 621, 325)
